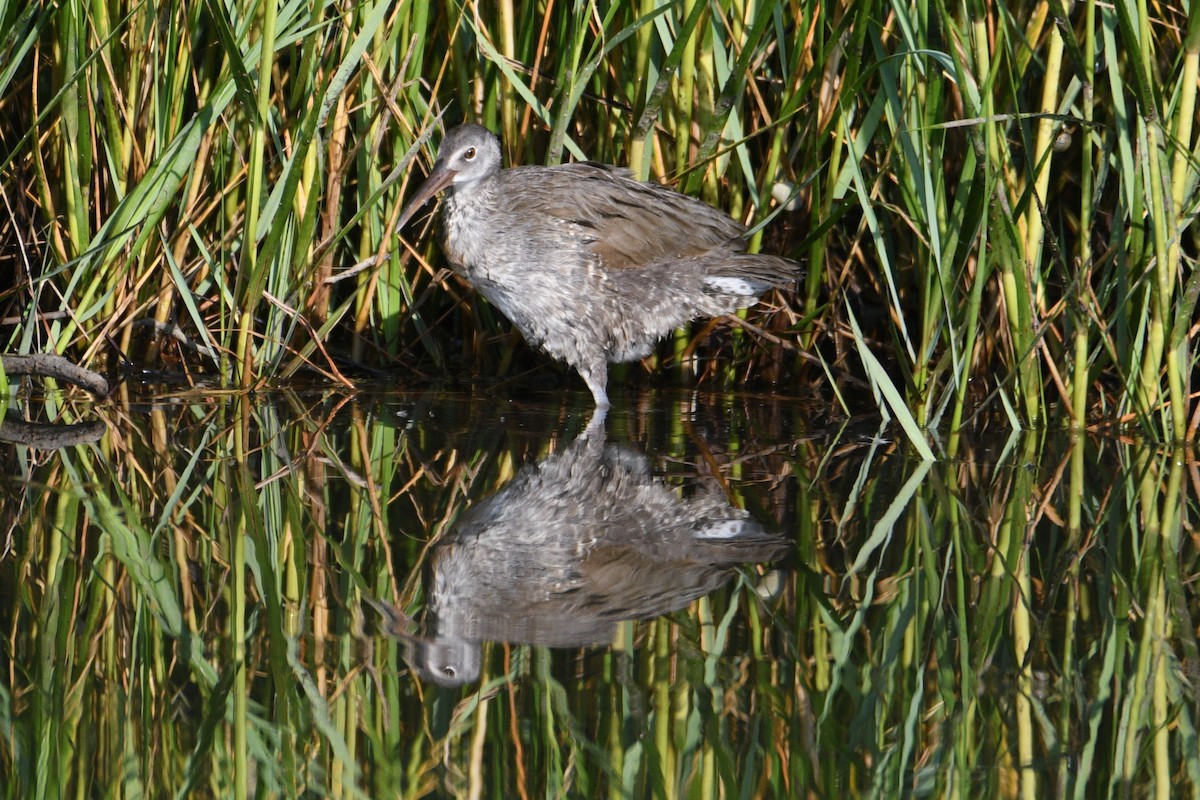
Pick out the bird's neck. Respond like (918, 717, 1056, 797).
(447, 172, 496, 204)
(443, 174, 498, 225)
(441, 175, 501, 269)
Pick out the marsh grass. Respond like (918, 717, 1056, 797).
(0, 0, 1196, 440)
(2, 1, 1200, 795)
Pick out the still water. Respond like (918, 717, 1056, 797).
(1, 387, 1196, 797)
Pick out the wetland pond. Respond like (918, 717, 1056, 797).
(1, 386, 1197, 798)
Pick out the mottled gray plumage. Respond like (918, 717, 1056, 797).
(397, 124, 801, 407)
(374, 414, 789, 687)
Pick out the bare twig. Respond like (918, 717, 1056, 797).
(1, 353, 110, 397)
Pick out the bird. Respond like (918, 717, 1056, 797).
(371, 411, 789, 687)
(396, 124, 801, 408)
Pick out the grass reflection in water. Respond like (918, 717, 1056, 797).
(1, 389, 1195, 798)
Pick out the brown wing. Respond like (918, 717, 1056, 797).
(496, 163, 749, 270)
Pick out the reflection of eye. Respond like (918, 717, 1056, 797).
(464, 147, 476, 160)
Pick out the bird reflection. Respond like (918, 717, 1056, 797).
(375, 411, 789, 687)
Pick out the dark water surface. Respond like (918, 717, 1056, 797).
(1, 387, 1196, 797)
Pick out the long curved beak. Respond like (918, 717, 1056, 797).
(396, 159, 457, 232)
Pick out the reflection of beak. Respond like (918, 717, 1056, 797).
(396, 159, 457, 231)
(364, 598, 416, 638)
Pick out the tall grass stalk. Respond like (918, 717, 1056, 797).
(1070, 0, 1096, 431)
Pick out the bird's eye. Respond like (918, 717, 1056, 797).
(463, 147, 476, 160)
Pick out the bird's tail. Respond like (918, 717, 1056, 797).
(702, 252, 801, 299)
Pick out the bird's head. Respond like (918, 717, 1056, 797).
(396, 124, 502, 230)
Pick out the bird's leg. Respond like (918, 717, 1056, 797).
(578, 360, 611, 409)
(582, 404, 608, 437)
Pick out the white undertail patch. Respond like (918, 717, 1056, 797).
(696, 519, 753, 539)
(703, 276, 764, 297)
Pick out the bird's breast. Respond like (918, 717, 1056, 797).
(443, 192, 588, 285)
